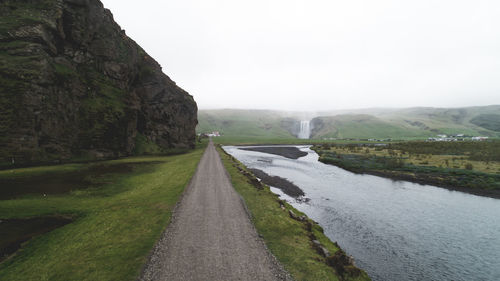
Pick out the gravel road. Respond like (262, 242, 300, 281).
(139, 141, 291, 281)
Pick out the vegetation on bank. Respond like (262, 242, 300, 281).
(312, 141, 500, 198)
(0, 144, 205, 280)
(217, 146, 371, 281)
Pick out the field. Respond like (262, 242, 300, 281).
(0, 145, 205, 280)
(313, 140, 500, 198)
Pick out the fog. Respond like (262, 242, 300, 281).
(101, 0, 500, 111)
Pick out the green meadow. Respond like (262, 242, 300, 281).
(0, 145, 205, 280)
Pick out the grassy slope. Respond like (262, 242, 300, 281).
(197, 109, 297, 139)
(217, 146, 370, 281)
(312, 106, 500, 139)
(311, 114, 430, 139)
(198, 106, 500, 141)
(0, 147, 205, 280)
(378, 106, 500, 136)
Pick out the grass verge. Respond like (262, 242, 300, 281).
(0, 145, 206, 280)
(217, 146, 370, 281)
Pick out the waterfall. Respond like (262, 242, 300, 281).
(298, 120, 310, 139)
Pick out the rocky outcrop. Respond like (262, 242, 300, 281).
(249, 168, 305, 198)
(0, 0, 197, 167)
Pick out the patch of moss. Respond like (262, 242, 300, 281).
(76, 66, 129, 150)
(0, 52, 42, 81)
(137, 63, 155, 80)
(0, 0, 57, 34)
(0, 75, 25, 155)
(133, 133, 164, 155)
(53, 63, 75, 78)
(0, 41, 31, 52)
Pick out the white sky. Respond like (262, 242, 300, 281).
(101, 0, 500, 111)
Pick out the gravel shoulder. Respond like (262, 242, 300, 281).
(139, 141, 290, 281)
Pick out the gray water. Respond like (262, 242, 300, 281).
(224, 145, 500, 281)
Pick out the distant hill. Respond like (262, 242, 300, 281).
(198, 106, 500, 140)
(311, 105, 500, 139)
(197, 109, 297, 139)
(310, 114, 429, 139)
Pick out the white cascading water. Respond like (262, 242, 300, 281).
(298, 120, 311, 139)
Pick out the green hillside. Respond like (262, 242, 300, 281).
(310, 114, 430, 139)
(197, 109, 298, 140)
(377, 106, 500, 136)
(197, 106, 500, 141)
(470, 114, 500, 132)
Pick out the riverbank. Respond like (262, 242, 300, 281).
(218, 145, 371, 281)
(225, 143, 500, 281)
(239, 146, 308, 159)
(0, 145, 205, 280)
(312, 142, 500, 199)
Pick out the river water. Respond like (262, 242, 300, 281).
(223, 145, 500, 281)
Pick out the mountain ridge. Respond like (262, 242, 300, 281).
(197, 105, 500, 139)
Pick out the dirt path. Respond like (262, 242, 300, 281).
(140, 141, 290, 281)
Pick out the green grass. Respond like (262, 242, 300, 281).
(197, 109, 297, 139)
(0, 145, 206, 280)
(217, 146, 370, 281)
(470, 114, 500, 132)
(311, 114, 432, 139)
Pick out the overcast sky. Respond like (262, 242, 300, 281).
(101, 0, 500, 111)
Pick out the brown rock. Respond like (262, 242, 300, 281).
(312, 240, 330, 257)
(288, 210, 298, 220)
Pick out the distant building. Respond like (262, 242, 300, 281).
(206, 131, 221, 137)
(428, 137, 458, 142)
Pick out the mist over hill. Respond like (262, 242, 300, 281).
(197, 106, 500, 140)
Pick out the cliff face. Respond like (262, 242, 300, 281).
(0, 0, 197, 166)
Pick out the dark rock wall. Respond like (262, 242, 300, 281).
(0, 0, 197, 166)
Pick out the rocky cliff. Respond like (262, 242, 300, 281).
(0, 0, 197, 167)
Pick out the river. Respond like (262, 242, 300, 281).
(223, 145, 500, 281)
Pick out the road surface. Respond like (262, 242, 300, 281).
(140, 141, 289, 281)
